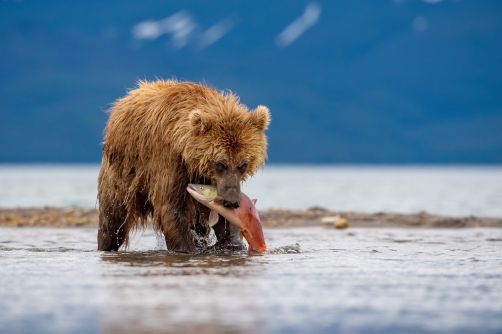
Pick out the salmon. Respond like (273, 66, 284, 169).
(187, 184, 269, 253)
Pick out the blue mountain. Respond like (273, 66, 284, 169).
(1, 0, 501, 163)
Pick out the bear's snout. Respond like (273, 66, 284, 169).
(216, 167, 242, 208)
(221, 187, 241, 208)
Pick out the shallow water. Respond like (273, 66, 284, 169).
(1, 165, 502, 217)
(1, 227, 501, 333)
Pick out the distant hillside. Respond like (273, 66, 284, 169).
(1, 0, 501, 163)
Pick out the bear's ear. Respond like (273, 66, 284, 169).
(189, 109, 212, 134)
(248, 105, 270, 131)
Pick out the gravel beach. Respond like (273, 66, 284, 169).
(1, 206, 501, 228)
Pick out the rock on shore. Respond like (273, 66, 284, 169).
(0, 206, 501, 228)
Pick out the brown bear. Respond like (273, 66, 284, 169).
(97, 80, 270, 252)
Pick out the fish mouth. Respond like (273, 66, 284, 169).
(187, 183, 200, 194)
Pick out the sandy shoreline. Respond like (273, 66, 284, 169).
(1, 206, 501, 228)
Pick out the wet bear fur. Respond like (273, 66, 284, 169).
(97, 80, 270, 252)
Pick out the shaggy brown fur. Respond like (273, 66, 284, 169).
(97, 80, 270, 252)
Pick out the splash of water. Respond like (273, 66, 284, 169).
(272, 243, 302, 254)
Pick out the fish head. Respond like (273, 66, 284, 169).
(187, 184, 222, 204)
(187, 184, 218, 199)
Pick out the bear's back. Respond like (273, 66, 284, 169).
(111, 80, 218, 119)
(102, 80, 245, 173)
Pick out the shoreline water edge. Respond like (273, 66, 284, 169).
(1, 206, 501, 228)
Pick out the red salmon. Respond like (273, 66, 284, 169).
(187, 184, 269, 253)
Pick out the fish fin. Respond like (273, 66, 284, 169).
(208, 210, 219, 227)
(213, 196, 224, 205)
(251, 199, 257, 205)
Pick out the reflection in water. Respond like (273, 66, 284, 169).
(100, 251, 258, 276)
(1, 227, 502, 333)
(102, 323, 259, 334)
(98, 251, 266, 333)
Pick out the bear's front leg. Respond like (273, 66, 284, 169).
(164, 233, 197, 253)
(212, 215, 246, 251)
(159, 187, 198, 253)
(97, 201, 128, 251)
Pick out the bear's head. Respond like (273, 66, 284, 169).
(184, 100, 270, 208)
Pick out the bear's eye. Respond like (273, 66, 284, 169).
(214, 162, 228, 175)
(238, 163, 248, 174)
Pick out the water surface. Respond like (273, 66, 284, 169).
(1, 164, 502, 217)
(1, 227, 501, 333)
